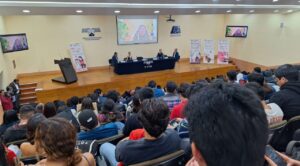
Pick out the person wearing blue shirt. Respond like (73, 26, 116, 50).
(147, 80, 165, 98)
(77, 109, 118, 140)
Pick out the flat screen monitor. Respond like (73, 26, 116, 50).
(117, 15, 158, 45)
(225, 26, 248, 38)
(0, 33, 29, 53)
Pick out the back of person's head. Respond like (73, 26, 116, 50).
(147, 80, 157, 88)
(3, 110, 18, 125)
(88, 93, 98, 102)
(138, 98, 169, 138)
(166, 81, 177, 93)
(0, 138, 8, 166)
(186, 82, 209, 99)
(44, 102, 57, 118)
(248, 73, 265, 86)
(136, 87, 154, 102)
(131, 94, 141, 113)
(106, 90, 119, 103)
(102, 99, 115, 113)
(275, 64, 299, 82)
(226, 70, 237, 81)
(245, 82, 265, 100)
(94, 88, 102, 95)
(35, 103, 44, 114)
(27, 113, 46, 144)
(185, 82, 268, 166)
(57, 105, 69, 114)
(177, 83, 190, 98)
(253, 67, 262, 73)
(81, 97, 94, 111)
(19, 105, 35, 120)
(35, 117, 82, 166)
(70, 96, 79, 106)
(53, 100, 65, 110)
(78, 109, 98, 130)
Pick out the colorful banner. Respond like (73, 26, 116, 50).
(217, 40, 229, 64)
(69, 43, 88, 72)
(190, 40, 201, 64)
(203, 40, 214, 64)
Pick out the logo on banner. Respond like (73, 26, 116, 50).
(82, 28, 101, 40)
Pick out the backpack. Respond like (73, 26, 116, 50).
(286, 141, 300, 160)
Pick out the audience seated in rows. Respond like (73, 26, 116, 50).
(226, 70, 238, 84)
(0, 110, 18, 136)
(100, 98, 182, 166)
(2, 105, 35, 144)
(147, 80, 165, 98)
(43, 102, 57, 118)
(269, 64, 300, 120)
(161, 81, 181, 111)
(170, 83, 190, 120)
(248, 72, 275, 100)
(77, 109, 118, 140)
(33, 117, 96, 166)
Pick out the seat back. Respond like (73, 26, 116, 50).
(108, 59, 113, 65)
(129, 150, 186, 166)
(5, 139, 27, 147)
(20, 156, 45, 165)
(269, 116, 300, 151)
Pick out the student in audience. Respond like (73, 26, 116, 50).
(2, 105, 35, 144)
(35, 103, 44, 114)
(20, 113, 46, 157)
(253, 67, 262, 74)
(106, 90, 125, 113)
(100, 98, 182, 166)
(112, 52, 118, 66)
(248, 72, 275, 100)
(147, 80, 165, 98)
(0, 90, 13, 111)
(170, 83, 190, 120)
(43, 102, 56, 118)
(1, 137, 17, 166)
(185, 83, 268, 166)
(34, 117, 96, 166)
(0, 110, 18, 136)
(245, 82, 283, 125)
(56, 106, 81, 132)
(161, 81, 181, 111)
(157, 49, 164, 59)
(98, 99, 124, 130)
(270, 64, 300, 120)
(123, 87, 154, 136)
(172, 48, 180, 62)
(125, 94, 141, 118)
(226, 70, 238, 84)
(77, 109, 118, 140)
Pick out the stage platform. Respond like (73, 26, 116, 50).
(18, 60, 237, 103)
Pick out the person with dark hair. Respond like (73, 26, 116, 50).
(253, 66, 262, 74)
(269, 64, 300, 120)
(147, 80, 165, 98)
(77, 109, 118, 140)
(0, 137, 17, 166)
(20, 113, 46, 157)
(170, 83, 190, 120)
(156, 49, 164, 59)
(226, 70, 238, 83)
(0, 90, 13, 111)
(35, 103, 44, 114)
(43, 102, 57, 118)
(161, 81, 181, 111)
(100, 98, 181, 166)
(245, 82, 283, 125)
(2, 105, 35, 143)
(248, 72, 275, 100)
(185, 83, 268, 166)
(0, 110, 18, 136)
(112, 52, 119, 67)
(34, 117, 96, 166)
(123, 87, 154, 136)
(8, 79, 20, 110)
(172, 48, 180, 62)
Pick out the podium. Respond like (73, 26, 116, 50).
(52, 58, 78, 84)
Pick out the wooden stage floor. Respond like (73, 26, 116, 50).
(19, 60, 236, 103)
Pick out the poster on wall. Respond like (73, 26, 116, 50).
(69, 43, 88, 72)
(170, 25, 181, 37)
(203, 40, 214, 64)
(217, 40, 229, 64)
(190, 40, 201, 64)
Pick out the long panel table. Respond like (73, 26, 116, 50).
(114, 57, 176, 75)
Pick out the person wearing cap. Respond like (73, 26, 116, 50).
(77, 109, 118, 140)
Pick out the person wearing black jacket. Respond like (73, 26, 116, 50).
(269, 64, 300, 120)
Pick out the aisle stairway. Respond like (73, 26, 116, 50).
(19, 82, 38, 105)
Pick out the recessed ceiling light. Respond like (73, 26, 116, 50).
(212, 0, 219, 2)
(236, 0, 240, 2)
(287, 9, 293, 13)
(226, 10, 232, 13)
(195, 10, 201, 13)
(76, 10, 83, 13)
(22, 9, 30, 13)
(114, 10, 120, 14)
(154, 10, 160, 14)
(249, 10, 255, 13)
(274, 9, 279, 13)
(273, 0, 278, 2)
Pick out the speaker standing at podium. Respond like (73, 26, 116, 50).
(172, 48, 180, 62)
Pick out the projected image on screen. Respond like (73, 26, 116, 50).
(225, 26, 248, 38)
(117, 16, 158, 45)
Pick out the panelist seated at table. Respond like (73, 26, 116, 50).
(157, 49, 165, 59)
(172, 48, 180, 62)
(124, 51, 133, 62)
(112, 52, 119, 66)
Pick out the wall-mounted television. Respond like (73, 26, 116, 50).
(225, 26, 248, 38)
(0, 33, 29, 53)
(116, 15, 158, 45)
